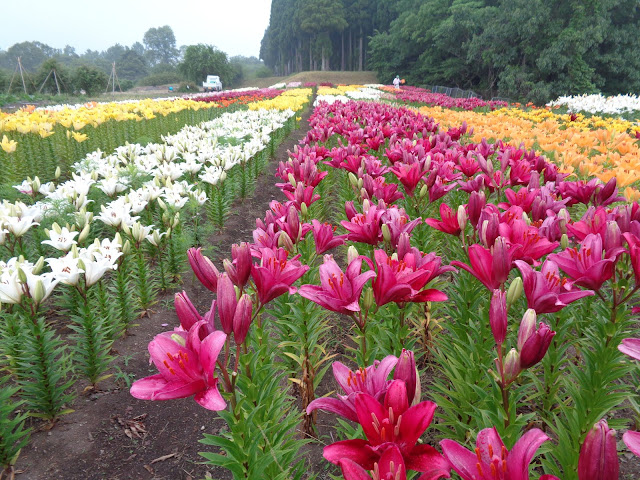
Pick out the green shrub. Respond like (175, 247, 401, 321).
(73, 65, 109, 95)
(177, 81, 198, 93)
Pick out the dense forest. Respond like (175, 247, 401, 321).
(260, 0, 640, 102)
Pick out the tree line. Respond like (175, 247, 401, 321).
(0, 26, 270, 96)
(260, 0, 640, 103)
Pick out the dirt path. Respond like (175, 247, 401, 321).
(16, 103, 315, 480)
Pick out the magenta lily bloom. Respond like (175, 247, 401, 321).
(623, 430, 640, 458)
(174, 291, 202, 331)
(451, 237, 513, 290)
(339, 445, 408, 480)
(390, 162, 427, 197)
(324, 380, 451, 477)
(515, 259, 594, 314)
(623, 232, 640, 284)
(372, 249, 452, 306)
(618, 338, 640, 361)
(548, 234, 623, 291)
(130, 323, 227, 411)
(341, 203, 385, 245)
(578, 420, 619, 480)
(298, 255, 377, 315)
(250, 247, 309, 306)
(425, 203, 461, 236)
(517, 309, 555, 369)
(440, 427, 559, 480)
(223, 242, 252, 288)
(187, 247, 219, 292)
(311, 219, 346, 254)
(307, 356, 398, 422)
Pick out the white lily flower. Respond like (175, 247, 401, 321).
(25, 271, 59, 304)
(47, 254, 84, 286)
(0, 270, 23, 304)
(41, 226, 79, 251)
(4, 215, 39, 237)
(82, 256, 117, 287)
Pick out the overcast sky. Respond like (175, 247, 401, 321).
(0, 0, 272, 58)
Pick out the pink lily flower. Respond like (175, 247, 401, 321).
(382, 207, 422, 247)
(623, 430, 640, 458)
(187, 247, 219, 292)
(341, 203, 385, 245)
(618, 338, 640, 361)
(623, 232, 640, 284)
(306, 356, 398, 422)
(283, 182, 321, 209)
(514, 259, 594, 314)
(517, 310, 555, 369)
(372, 249, 452, 306)
(223, 242, 252, 288)
(311, 219, 346, 254)
(339, 445, 408, 480)
(451, 237, 513, 290)
(500, 219, 558, 265)
(250, 247, 309, 305)
(130, 322, 227, 411)
(440, 426, 559, 480)
(548, 234, 623, 291)
(324, 380, 451, 477)
(298, 255, 376, 315)
(425, 203, 461, 236)
(578, 420, 619, 479)
(390, 162, 427, 197)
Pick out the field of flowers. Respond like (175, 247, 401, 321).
(2, 83, 640, 479)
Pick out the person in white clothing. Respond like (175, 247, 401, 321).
(393, 75, 401, 90)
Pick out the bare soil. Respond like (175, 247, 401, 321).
(15, 103, 318, 480)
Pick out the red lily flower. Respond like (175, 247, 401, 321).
(307, 356, 398, 423)
(425, 203, 461, 236)
(298, 255, 376, 315)
(324, 380, 451, 477)
(514, 259, 594, 314)
(372, 249, 451, 306)
(499, 219, 559, 265)
(250, 247, 309, 305)
(130, 322, 227, 411)
(548, 234, 623, 291)
(187, 247, 219, 292)
(283, 182, 321, 210)
(440, 427, 559, 480)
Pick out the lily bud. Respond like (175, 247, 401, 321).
(578, 420, 619, 480)
(503, 348, 521, 384)
(32, 177, 41, 193)
(77, 258, 86, 271)
(300, 202, 308, 219)
(16, 267, 27, 284)
(232, 294, 253, 344)
(517, 309, 537, 350)
(170, 333, 186, 347)
(113, 232, 123, 247)
(348, 172, 358, 188)
(157, 198, 167, 211)
(54, 166, 61, 179)
(122, 239, 131, 255)
(397, 232, 411, 259)
(187, 247, 219, 292)
(71, 244, 79, 259)
(506, 277, 523, 309)
(561, 233, 569, 250)
(491, 237, 510, 286)
(363, 198, 371, 212)
(362, 287, 374, 312)
(424, 155, 432, 171)
(394, 349, 419, 405)
(419, 184, 428, 199)
(357, 178, 363, 190)
(77, 223, 91, 244)
(489, 289, 507, 345)
(174, 291, 202, 331)
(382, 224, 392, 243)
(51, 222, 62, 235)
(457, 205, 467, 233)
(557, 208, 570, 234)
(220, 171, 227, 182)
(217, 273, 237, 335)
(288, 173, 297, 189)
(604, 220, 622, 252)
(277, 231, 294, 252)
(120, 221, 130, 236)
(347, 245, 359, 264)
(31, 279, 46, 305)
(32, 256, 45, 275)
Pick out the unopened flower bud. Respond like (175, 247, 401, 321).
(300, 202, 308, 219)
(278, 231, 294, 252)
(348, 172, 358, 188)
(578, 420, 619, 479)
(31, 279, 46, 304)
(490, 289, 507, 345)
(382, 224, 391, 243)
(419, 184, 428, 198)
(561, 233, 569, 250)
(120, 221, 130, 236)
(424, 155, 432, 171)
(357, 178, 363, 190)
(347, 245, 359, 264)
(51, 222, 62, 235)
(288, 173, 297, 189)
(71, 244, 79, 258)
(506, 277, 523, 309)
(77, 258, 86, 271)
(503, 348, 521, 383)
(220, 171, 227, 182)
(32, 256, 45, 275)
(157, 198, 167, 211)
(54, 166, 61, 179)
(122, 239, 131, 255)
(16, 267, 27, 284)
(78, 223, 90, 243)
(457, 205, 467, 232)
(363, 287, 374, 312)
(518, 309, 537, 350)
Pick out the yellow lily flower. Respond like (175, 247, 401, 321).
(71, 132, 88, 143)
(1, 135, 17, 153)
